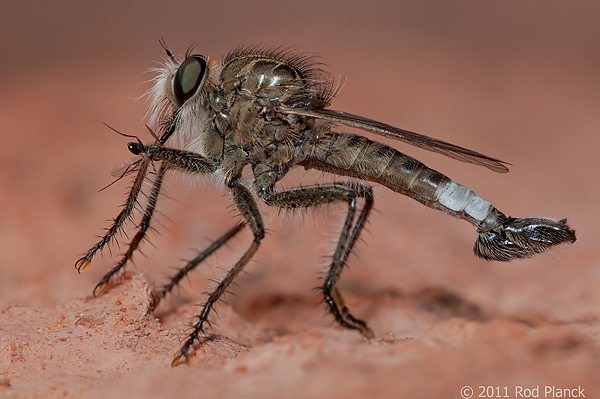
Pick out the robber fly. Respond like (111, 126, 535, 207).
(76, 43, 576, 365)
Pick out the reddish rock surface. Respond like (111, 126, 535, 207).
(1, 1, 599, 398)
(2, 274, 599, 399)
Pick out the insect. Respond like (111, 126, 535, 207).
(76, 43, 576, 365)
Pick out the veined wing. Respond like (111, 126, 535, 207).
(96, 156, 145, 193)
(111, 156, 143, 178)
(281, 107, 509, 173)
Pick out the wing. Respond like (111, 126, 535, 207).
(97, 156, 145, 193)
(281, 107, 509, 173)
(111, 156, 143, 178)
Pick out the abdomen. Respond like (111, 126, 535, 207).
(304, 131, 502, 230)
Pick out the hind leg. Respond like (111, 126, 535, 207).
(258, 182, 375, 338)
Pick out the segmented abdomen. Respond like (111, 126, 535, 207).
(305, 131, 503, 231)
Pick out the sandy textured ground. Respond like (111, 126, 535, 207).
(3, 273, 599, 398)
(1, 1, 599, 398)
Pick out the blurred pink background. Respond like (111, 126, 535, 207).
(0, 0, 599, 396)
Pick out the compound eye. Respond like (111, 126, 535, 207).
(173, 55, 208, 106)
(127, 142, 143, 155)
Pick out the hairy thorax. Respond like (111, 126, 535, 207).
(215, 52, 320, 181)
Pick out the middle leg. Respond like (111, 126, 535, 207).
(152, 222, 245, 308)
(172, 180, 265, 365)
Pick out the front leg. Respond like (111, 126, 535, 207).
(93, 163, 167, 296)
(75, 154, 153, 274)
(133, 142, 218, 175)
(77, 142, 218, 289)
(257, 182, 375, 338)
